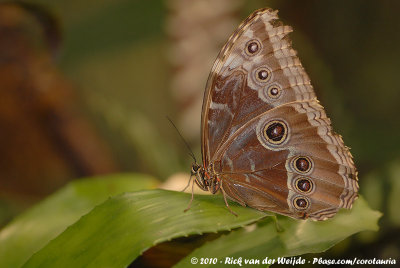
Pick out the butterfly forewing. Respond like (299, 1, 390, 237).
(199, 8, 358, 220)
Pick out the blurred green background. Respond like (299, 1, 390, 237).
(0, 0, 399, 266)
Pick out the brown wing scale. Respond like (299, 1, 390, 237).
(198, 8, 358, 220)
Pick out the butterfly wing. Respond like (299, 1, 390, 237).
(201, 8, 358, 220)
(201, 8, 315, 166)
(215, 100, 358, 220)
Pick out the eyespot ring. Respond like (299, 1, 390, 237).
(254, 66, 272, 83)
(263, 120, 289, 145)
(264, 83, 282, 99)
(293, 196, 310, 210)
(291, 156, 313, 174)
(245, 39, 261, 56)
(294, 177, 314, 194)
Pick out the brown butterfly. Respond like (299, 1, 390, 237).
(188, 8, 359, 220)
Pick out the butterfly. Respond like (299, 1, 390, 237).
(188, 8, 359, 220)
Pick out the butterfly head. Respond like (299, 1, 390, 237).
(190, 163, 207, 191)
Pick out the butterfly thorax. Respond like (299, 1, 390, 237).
(191, 163, 220, 194)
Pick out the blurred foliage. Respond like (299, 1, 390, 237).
(0, 0, 119, 202)
(5, 0, 397, 178)
(0, 0, 399, 267)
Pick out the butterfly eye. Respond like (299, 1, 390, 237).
(263, 120, 288, 145)
(294, 177, 314, 194)
(293, 196, 310, 210)
(245, 39, 261, 55)
(255, 67, 272, 83)
(291, 156, 313, 174)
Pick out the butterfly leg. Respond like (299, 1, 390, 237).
(220, 182, 238, 217)
(181, 172, 193, 192)
(183, 175, 196, 212)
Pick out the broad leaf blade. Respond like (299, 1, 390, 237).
(175, 196, 381, 267)
(22, 189, 267, 268)
(0, 173, 158, 268)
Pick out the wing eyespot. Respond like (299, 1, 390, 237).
(294, 177, 314, 194)
(256, 118, 290, 151)
(253, 66, 272, 83)
(245, 39, 261, 56)
(265, 83, 282, 99)
(257, 68, 271, 81)
(263, 120, 288, 145)
(258, 82, 283, 103)
(291, 156, 313, 174)
(293, 196, 310, 210)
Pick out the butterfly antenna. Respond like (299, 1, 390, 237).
(166, 116, 197, 163)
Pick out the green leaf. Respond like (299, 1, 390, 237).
(1, 177, 381, 268)
(22, 190, 267, 268)
(175, 196, 381, 267)
(0, 173, 159, 268)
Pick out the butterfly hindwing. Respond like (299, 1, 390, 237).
(211, 100, 358, 219)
